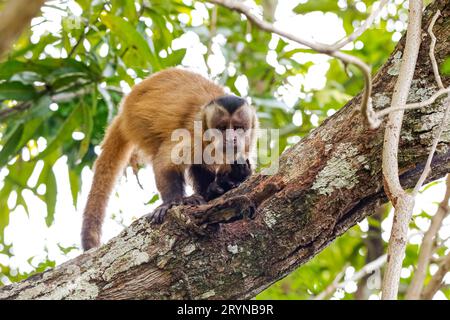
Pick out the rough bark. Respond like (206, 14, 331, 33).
(0, 0, 449, 300)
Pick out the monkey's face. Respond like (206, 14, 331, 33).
(203, 96, 256, 164)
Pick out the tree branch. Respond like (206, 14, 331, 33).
(204, 0, 378, 129)
(0, 0, 448, 301)
(381, 0, 423, 300)
(406, 175, 450, 299)
(0, 0, 47, 59)
(314, 255, 387, 300)
(332, 0, 389, 50)
(421, 252, 450, 299)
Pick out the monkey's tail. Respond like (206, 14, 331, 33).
(81, 117, 133, 251)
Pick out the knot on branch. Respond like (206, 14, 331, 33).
(168, 180, 285, 235)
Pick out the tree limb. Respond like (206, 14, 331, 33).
(381, 0, 422, 300)
(406, 175, 450, 299)
(421, 251, 450, 299)
(0, 0, 449, 301)
(314, 255, 387, 300)
(205, 0, 378, 129)
(0, 0, 46, 59)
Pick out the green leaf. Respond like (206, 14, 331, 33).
(75, 0, 90, 11)
(0, 60, 48, 79)
(111, 0, 138, 22)
(44, 169, 57, 227)
(293, 0, 340, 14)
(77, 102, 94, 161)
(0, 115, 47, 168)
(0, 123, 23, 168)
(145, 194, 160, 205)
(162, 49, 186, 67)
(36, 152, 59, 227)
(440, 57, 450, 75)
(0, 82, 37, 101)
(0, 182, 13, 242)
(100, 14, 161, 70)
(37, 104, 83, 160)
(68, 168, 81, 208)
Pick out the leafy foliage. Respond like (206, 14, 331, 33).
(1, 0, 446, 300)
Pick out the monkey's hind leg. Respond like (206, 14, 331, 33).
(185, 164, 215, 203)
(145, 163, 186, 224)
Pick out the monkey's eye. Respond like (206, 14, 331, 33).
(217, 126, 227, 131)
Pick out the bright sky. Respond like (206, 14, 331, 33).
(0, 0, 448, 299)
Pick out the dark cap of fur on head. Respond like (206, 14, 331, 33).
(213, 95, 247, 114)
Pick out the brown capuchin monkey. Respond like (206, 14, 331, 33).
(81, 68, 258, 251)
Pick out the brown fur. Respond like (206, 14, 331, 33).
(81, 68, 257, 251)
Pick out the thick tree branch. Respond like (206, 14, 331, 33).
(0, 0, 449, 301)
(381, 0, 422, 300)
(0, 0, 46, 59)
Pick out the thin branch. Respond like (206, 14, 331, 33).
(0, 101, 32, 120)
(421, 252, 450, 299)
(314, 255, 387, 300)
(413, 97, 450, 195)
(204, 0, 379, 128)
(375, 87, 450, 118)
(406, 176, 450, 299)
(427, 10, 444, 90)
(313, 263, 349, 300)
(381, 0, 423, 300)
(0, 83, 94, 121)
(67, 28, 87, 58)
(412, 9, 448, 195)
(332, 0, 389, 50)
(374, 10, 446, 121)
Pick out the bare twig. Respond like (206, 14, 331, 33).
(0, 83, 94, 121)
(332, 0, 389, 50)
(204, 0, 379, 128)
(313, 263, 348, 300)
(375, 87, 450, 118)
(374, 10, 447, 122)
(0, 101, 32, 120)
(427, 10, 444, 90)
(412, 10, 448, 195)
(421, 252, 450, 299)
(381, 0, 423, 300)
(406, 176, 450, 299)
(314, 255, 387, 300)
(413, 97, 450, 195)
(0, 0, 47, 58)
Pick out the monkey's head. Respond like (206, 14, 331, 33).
(202, 95, 258, 164)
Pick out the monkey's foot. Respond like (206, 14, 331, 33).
(145, 200, 181, 224)
(182, 194, 206, 206)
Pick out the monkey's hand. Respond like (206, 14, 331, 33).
(205, 159, 252, 201)
(182, 194, 206, 206)
(145, 199, 182, 224)
(205, 180, 226, 201)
